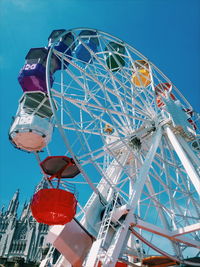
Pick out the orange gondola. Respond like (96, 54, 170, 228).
(132, 60, 151, 87)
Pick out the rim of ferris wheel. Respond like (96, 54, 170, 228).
(18, 91, 56, 119)
(142, 255, 179, 266)
(154, 82, 176, 108)
(30, 188, 77, 225)
(105, 41, 126, 72)
(40, 156, 80, 179)
(132, 59, 151, 88)
(44, 28, 200, 265)
(75, 30, 99, 63)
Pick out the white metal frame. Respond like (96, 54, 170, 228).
(44, 28, 200, 266)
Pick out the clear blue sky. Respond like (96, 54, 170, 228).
(0, 0, 200, 211)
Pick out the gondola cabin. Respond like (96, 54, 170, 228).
(40, 156, 80, 179)
(31, 188, 77, 225)
(18, 91, 55, 118)
(48, 29, 75, 53)
(48, 29, 75, 69)
(105, 41, 125, 72)
(75, 30, 99, 63)
(9, 92, 54, 152)
(132, 60, 151, 87)
(18, 47, 54, 93)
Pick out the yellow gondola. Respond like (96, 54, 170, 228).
(132, 60, 151, 87)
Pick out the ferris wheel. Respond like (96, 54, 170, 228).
(9, 28, 200, 267)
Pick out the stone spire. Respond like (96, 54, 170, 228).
(0, 205, 5, 216)
(20, 201, 28, 221)
(7, 189, 19, 216)
(34, 178, 49, 193)
(0, 187, 49, 263)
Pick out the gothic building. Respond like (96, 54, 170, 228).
(0, 189, 49, 265)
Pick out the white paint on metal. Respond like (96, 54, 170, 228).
(165, 127, 200, 196)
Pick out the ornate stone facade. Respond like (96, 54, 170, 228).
(0, 189, 49, 265)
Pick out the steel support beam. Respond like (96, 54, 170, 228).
(165, 127, 200, 196)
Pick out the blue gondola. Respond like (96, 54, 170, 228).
(48, 29, 75, 69)
(75, 30, 99, 63)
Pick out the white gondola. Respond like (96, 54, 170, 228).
(9, 91, 54, 152)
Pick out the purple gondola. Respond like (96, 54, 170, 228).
(18, 47, 54, 93)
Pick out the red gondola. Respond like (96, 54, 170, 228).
(31, 188, 77, 225)
(40, 156, 80, 179)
